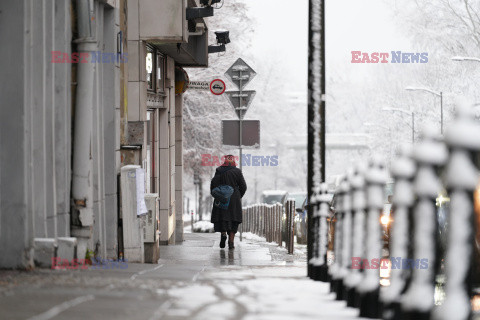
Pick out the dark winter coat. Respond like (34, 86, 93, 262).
(210, 166, 247, 224)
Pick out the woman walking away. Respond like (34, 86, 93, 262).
(210, 155, 247, 249)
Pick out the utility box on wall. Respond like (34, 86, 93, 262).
(120, 165, 147, 263)
(143, 193, 160, 263)
(143, 194, 159, 243)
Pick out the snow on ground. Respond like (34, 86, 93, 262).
(153, 230, 358, 319)
(168, 284, 219, 310)
(241, 232, 308, 263)
(240, 275, 360, 320)
(0, 231, 373, 320)
(192, 220, 215, 233)
(163, 266, 364, 320)
(242, 232, 267, 243)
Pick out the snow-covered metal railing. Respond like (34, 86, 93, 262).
(380, 145, 416, 319)
(310, 183, 331, 281)
(338, 173, 354, 300)
(401, 125, 448, 319)
(318, 103, 480, 319)
(309, 187, 321, 279)
(344, 165, 367, 307)
(241, 202, 295, 252)
(433, 103, 480, 320)
(358, 156, 388, 318)
(329, 176, 345, 296)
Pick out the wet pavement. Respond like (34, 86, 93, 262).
(0, 232, 370, 320)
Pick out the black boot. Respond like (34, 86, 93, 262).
(228, 241, 235, 249)
(220, 234, 227, 248)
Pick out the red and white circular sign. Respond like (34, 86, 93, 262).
(210, 79, 226, 95)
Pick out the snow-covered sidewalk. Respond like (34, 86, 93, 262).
(0, 232, 374, 320)
(161, 264, 368, 320)
(153, 232, 372, 320)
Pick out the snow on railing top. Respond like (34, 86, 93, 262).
(365, 155, 388, 185)
(351, 165, 367, 211)
(445, 101, 480, 149)
(390, 144, 416, 178)
(413, 124, 448, 166)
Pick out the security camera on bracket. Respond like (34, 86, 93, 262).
(186, 0, 223, 20)
(200, 0, 223, 7)
(208, 31, 230, 54)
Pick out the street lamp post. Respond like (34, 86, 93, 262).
(405, 86, 442, 134)
(382, 108, 415, 144)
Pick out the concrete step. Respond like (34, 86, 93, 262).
(34, 238, 56, 268)
(34, 237, 78, 268)
(57, 237, 77, 261)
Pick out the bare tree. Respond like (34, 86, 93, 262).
(393, 0, 480, 55)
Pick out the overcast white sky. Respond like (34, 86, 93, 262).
(326, 0, 411, 63)
(241, 0, 415, 186)
(247, 0, 309, 93)
(246, 0, 412, 88)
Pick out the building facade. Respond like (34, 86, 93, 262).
(0, 0, 215, 269)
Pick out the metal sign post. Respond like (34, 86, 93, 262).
(222, 120, 260, 147)
(224, 91, 256, 119)
(239, 69, 243, 170)
(224, 58, 258, 243)
(224, 58, 257, 171)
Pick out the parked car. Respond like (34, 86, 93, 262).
(294, 201, 308, 244)
(293, 192, 334, 245)
(261, 190, 288, 205)
(289, 192, 307, 211)
(287, 192, 307, 244)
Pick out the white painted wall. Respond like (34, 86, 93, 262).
(0, 0, 71, 268)
(0, 0, 120, 268)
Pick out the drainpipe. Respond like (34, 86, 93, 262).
(71, 0, 96, 259)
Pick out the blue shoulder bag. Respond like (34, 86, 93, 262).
(211, 168, 235, 210)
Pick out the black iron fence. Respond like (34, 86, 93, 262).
(308, 104, 480, 320)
